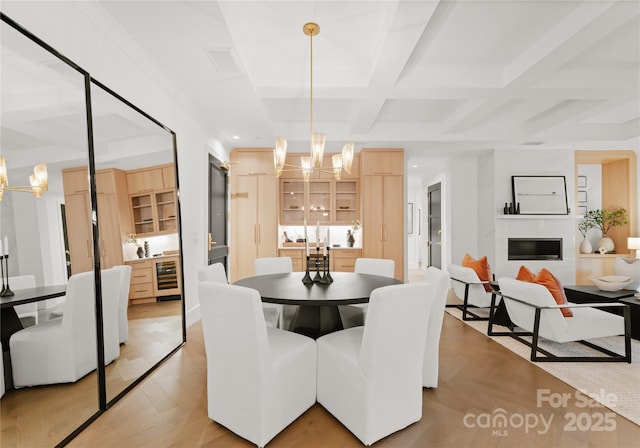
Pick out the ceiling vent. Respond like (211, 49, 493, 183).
(205, 48, 241, 74)
(521, 141, 545, 146)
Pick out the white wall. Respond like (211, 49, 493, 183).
(477, 151, 496, 265)
(446, 154, 479, 266)
(577, 164, 602, 249)
(492, 149, 576, 284)
(3, 2, 229, 326)
(407, 175, 422, 269)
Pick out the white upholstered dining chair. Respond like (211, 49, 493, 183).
(112, 265, 132, 344)
(317, 283, 432, 446)
(339, 258, 395, 328)
(10, 269, 121, 387)
(8, 275, 37, 327)
(253, 257, 292, 329)
(422, 266, 451, 388)
(198, 262, 228, 284)
(198, 281, 316, 447)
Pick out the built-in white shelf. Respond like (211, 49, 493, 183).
(497, 215, 582, 220)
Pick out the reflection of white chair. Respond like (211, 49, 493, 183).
(113, 265, 132, 344)
(339, 258, 395, 328)
(198, 263, 228, 284)
(447, 264, 494, 321)
(498, 277, 631, 362)
(317, 283, 431, 446)
(9, 275, 37, 327)
(422, 266, 451, 388)
(198, 281, 316, 447)
(254, 257, 291, 329)
(10, 269, 121, 387)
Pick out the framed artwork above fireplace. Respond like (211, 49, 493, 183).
(512, 175, 569, 215)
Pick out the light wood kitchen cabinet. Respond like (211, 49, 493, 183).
(130, 189, 178, 236)
(278, 249, 304, 272)
(277, 248, 361, 272)
(127, 259, 155, 304)
(65, 191, 93, 274)
(161, 165, 176, 189)
(308, 180, 332, 224)
(126, 166, 164, 194)
(126, 256, 181, 305)
(280, 179, 306, 224)
(361, 149, 403, 176)
(279, 169, 359, 225)
(334, 179, 358, 224)
(332, 249, 361, 272)
(230, 149, 278, 281)
(63, 167, 132, 274)
(128, 165, 178, 236)
(362, 149, 404, 280)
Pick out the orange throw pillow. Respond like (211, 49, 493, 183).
(516, 265, 535, 282)
(533, 268, 573, 317)
(462, 253, 492, 292)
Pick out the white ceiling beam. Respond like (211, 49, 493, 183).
(504, 0, 639, 86)
(350, 0, 440, 134)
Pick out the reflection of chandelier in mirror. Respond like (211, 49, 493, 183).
(273, 23, 354, 182)
(0, 156, 48, 201)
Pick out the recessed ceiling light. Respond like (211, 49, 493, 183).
(411, 164, 418, 168)
(232, 135, 240, 140)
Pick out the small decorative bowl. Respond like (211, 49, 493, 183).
(589, 275, 633, 291)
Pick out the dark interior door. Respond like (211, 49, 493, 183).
(428, 182, 442, 269)
(208, 155, 228, 268)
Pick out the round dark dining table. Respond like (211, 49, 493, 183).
(233, 271, 402, 338)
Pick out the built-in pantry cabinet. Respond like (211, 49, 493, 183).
(229, 150, 278, 281)
(63, 167, 131, 274)
(361, 149, 405, 280)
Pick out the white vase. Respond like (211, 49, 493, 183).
(579, 238, 593, 254)
(597, 235, 615, 253)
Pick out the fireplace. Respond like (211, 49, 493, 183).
(508, 238, 563, 261)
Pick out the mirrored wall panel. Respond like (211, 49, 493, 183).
(0, 19, 99, 447)
(89, 81, 183, 403)
(0, 15, 185, 447)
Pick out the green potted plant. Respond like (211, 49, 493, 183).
(585, 208, 628, 253)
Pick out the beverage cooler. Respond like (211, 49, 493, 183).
(154, 257, 181, 299)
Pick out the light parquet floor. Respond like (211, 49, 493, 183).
(68, 310, 640, 447)
(0, 300, 182, 448)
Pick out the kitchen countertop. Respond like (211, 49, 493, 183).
(125, 253, 180, 262)
(279, 246, 361, 250)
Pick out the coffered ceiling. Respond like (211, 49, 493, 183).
(8, 1, 640, 175)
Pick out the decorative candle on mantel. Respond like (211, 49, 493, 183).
(316, 220, 320, 247)
(3, 236, 8, 256)
(327, 228, 331, 247)
(323, 235, 327, 256)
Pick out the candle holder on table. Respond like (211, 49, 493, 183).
(302, 254, 313, 285)
(312, 247, 322, 283)
(1, 255, 14, 297)
(319, 248, 333, 284)
(1, 254, 5, 295)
